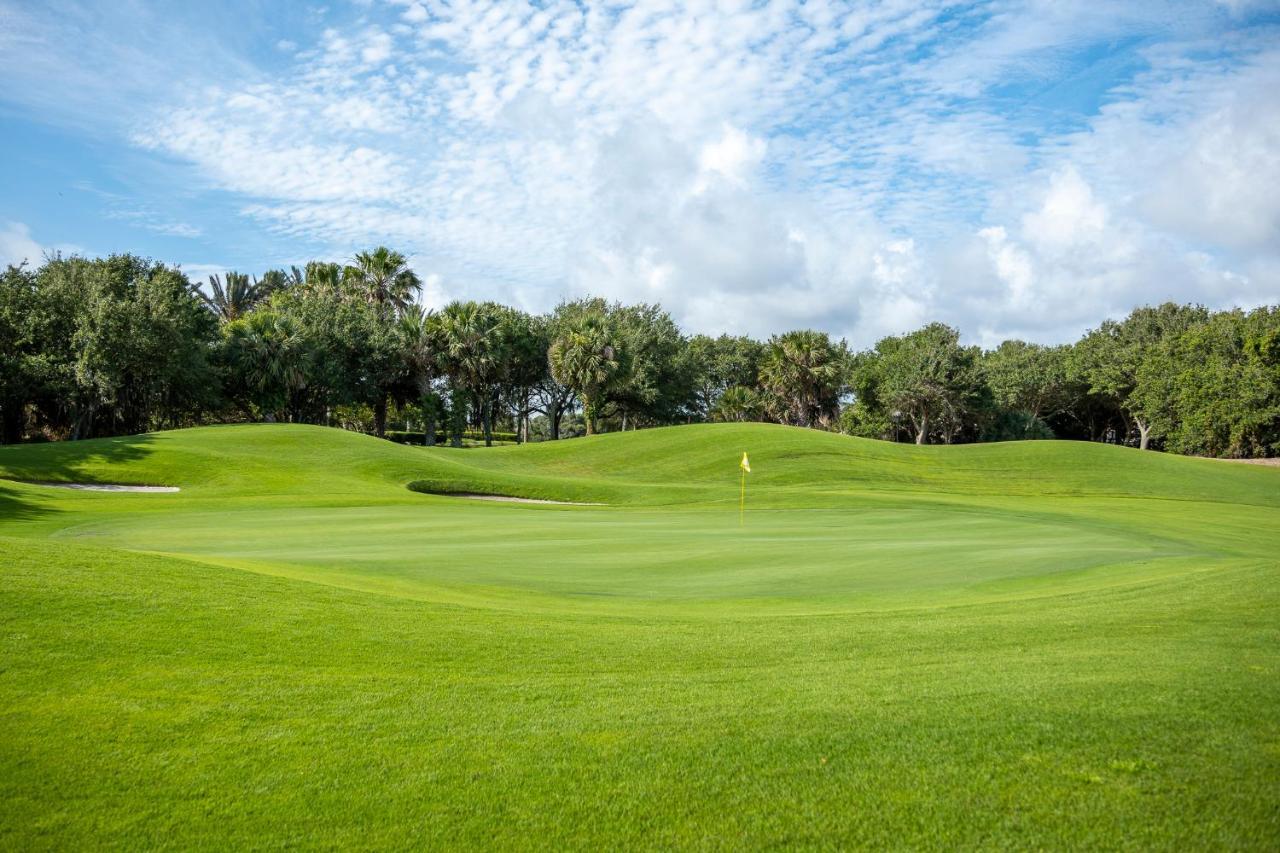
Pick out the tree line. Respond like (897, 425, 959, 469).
(2, 250, 1277, 457)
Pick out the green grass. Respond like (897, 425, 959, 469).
(1, 423, 1277, 848)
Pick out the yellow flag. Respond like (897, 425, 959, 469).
(740, 452, 750, 473)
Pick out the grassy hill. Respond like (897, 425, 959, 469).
(2, 424, 1277, 847)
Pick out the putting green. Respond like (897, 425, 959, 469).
(48, 502, 1199, 612)
(1, 423, 1277, 848)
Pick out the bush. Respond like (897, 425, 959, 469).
(981, 410, 1055, 442)
(385, 429, 517, 445)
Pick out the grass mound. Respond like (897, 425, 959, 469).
(1, 423, 1277, 847)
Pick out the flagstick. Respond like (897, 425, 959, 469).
(739, 467, 745, 526)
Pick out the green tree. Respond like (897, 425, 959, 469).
(399, 305, 444, 446)
(1135, 307, 1280, 457)
(343, 247, 421, 316)
(686, 334, 765, 419)
(0, 263, 54, 442)
(271, 286, 405, 435)
(497, 309, 550, 443)
(548, 303, 621, 436)
(436, 301, 507, 446)
(300, 261, 344, 296)
(853, 323, 985, 445)
(42, 255, 219, 438)
(191, 272, 272, 324)
(710, 385, 763, 422)
(608, 303, 691, 429)
(758, 330, 847, 428)
(1074, 303, 1209, 450)
(221, 311, 311, 421)
(983, 341, 1074, 440)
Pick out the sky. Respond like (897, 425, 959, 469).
(1, 0, 1278, 348)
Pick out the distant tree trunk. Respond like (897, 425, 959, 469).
(73, 400, 98, 441)
(621, 409, 628, 432)
(583, 395, 595, 436)
(373, 395, 388, 438)
(1118, 412, 1132, 446)
(482, 395, 493, 447)
(1137, 418, 1152, 451)
(422, 394, 437, 446)
(449, 387, 465, 447)
(551, 403, 562, 440)
(914, 411, 928, 445)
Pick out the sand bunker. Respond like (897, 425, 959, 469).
(20, 482, 180, 493)
(1209, 458, 1280, 467)
(445, 492, 602, 505)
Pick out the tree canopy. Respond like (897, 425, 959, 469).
(2, 252, 1277, 458)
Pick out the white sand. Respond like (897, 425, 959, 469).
(446, 493, 602, 505)
(21, 482, 179, 492)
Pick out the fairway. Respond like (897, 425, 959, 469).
(2, 423, 1278, 848)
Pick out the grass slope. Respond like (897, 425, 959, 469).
(1, 423, 1277, 848)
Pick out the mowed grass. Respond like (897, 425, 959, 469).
(1, 423, 1278, 848)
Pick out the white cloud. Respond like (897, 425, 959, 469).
(696, 125, 767, 190)
(0, 222, 45, 267)
(359, 29, 393, 65)
(177, 263, 231, 283)
(1021, 168, 1110, 253)
(0, 222, 85, 268)
(1141, 89, 1280, 251)
(4, 0, 1277, 346)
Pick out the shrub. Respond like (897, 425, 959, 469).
(385, 429, 517, 445)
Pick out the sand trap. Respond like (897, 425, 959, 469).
(19, 482, 180, 493)
(444, 492, 602, 505)
(1207, 458, 1280, 467)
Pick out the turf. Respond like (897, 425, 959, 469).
(1, 423, 1277, 848)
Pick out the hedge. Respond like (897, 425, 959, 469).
(385, 429, 518, 445)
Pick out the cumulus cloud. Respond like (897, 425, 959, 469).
(5, 0, 1277, 346)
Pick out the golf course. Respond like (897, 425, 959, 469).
(2, 422, 1278, 848)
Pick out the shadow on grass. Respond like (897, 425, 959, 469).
(0, 481, 55, 524)
(0, 433, 157, 486)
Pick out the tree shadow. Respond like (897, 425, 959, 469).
(0, 433, 158, 487)
(0, 434, 164, 528)
(0, 481, 56, 525)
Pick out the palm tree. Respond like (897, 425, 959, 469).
(256, 269, 293, 296)
(710, 385, 762, 422)
(223, 311, 310, 420)
(193, 272, 269, 323)
(548, 311, 619, 436)
(343, 246, 421, 315)
(758, 330, 846, 428)
(400, 305, 443, 445)
(436, 301, 504, 446)
(301, 261, 344, 295)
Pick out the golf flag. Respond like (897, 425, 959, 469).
(740, 452, 751, 473)
(739, 451, 750, 525)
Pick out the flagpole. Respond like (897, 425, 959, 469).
(739, 465, 745, 526)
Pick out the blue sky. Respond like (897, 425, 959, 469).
(2, 0, 1278, 346)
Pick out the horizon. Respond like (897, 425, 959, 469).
(2, 0, 1278, 348)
